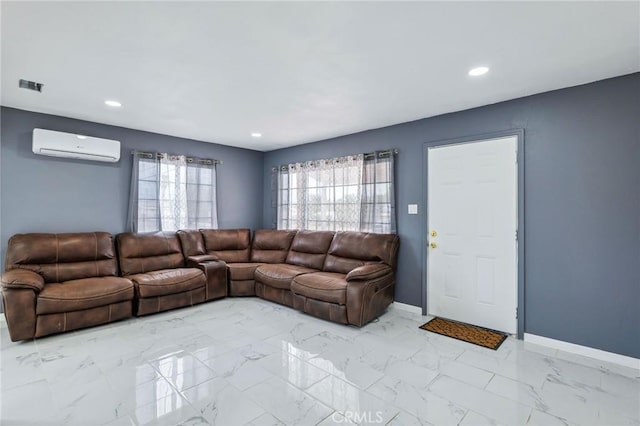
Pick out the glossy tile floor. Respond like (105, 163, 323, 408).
(1, 298, 638, 426)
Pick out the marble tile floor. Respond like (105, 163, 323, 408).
(0, 298, 638, 426)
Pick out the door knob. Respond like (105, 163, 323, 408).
(430, 242, 438, 249)
(430, 230, 437, 237)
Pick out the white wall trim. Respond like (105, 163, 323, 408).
(524, 333, 640, 371)
(390, 302, 423, 315)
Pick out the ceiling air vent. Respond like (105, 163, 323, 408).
(19, 79, 44, 92)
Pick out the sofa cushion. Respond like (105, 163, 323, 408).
(6, 232, 118, 283)
(176, 229, 206, 257)
(200, 229, 251, 263)
(128, 268, 205, 298)
(323, 232, 400, 274)
(251, 230, 297, 263)
(291, 272, 347, 305)
(227, 262, 264, 281)
(117, 232, 185, 276)
(285, 231, 335, 270)
(255, 264, 316, 290)
(36, 277, 134, 315)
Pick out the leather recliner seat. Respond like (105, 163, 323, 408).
(116, 232, 226, 316)
(1, 232, 134, 341)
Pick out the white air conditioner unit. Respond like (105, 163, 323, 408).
(32, 128, 121, 163)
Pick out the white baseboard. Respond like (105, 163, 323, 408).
(390, 302, 423, 315)
(524, 333, 640, 371)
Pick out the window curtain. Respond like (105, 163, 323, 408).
(159, 154, 189, 231)
(276, 150, 396, 233)
(276, 164, 290, 229)
(361, 152, 397, 233)
(127, 154, 160, 233)
(186, 157, 218, 229)
(128, 152, 218, 233)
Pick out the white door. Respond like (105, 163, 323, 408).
(427, 136, 518, 334)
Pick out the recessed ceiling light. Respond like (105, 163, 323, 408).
(104, 100, 122, 107)
(251, 132, 262, 138)
(76, 135, 87, 139)
(468, 66, 489, 76)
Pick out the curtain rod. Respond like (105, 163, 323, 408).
(364, 149, 398, 158)
(272, 149, 397, 172)
(132, 150, 222, 165)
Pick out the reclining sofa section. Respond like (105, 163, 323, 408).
(178, 229, 400, 327)
(116, 232, 227, 316)
(1, 232, 134, 341)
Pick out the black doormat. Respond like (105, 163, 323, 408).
(420, 317, 508, 350)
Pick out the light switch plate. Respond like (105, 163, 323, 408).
(408, 204, 418, 215)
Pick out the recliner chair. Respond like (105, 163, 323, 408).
(1, 232, 135, 341)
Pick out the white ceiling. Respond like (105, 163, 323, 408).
(2, 2, 638, 151)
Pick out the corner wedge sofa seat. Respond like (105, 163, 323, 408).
(178, 228, 261, 297)
(116, 232, 210, 316)
(255, 230, 333, 307)
(1, 232, 134, 341)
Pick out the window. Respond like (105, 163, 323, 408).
(128, 152, 218, 232)
(276, 151, 396, 233)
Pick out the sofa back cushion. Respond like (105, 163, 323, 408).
(323, 232, 400, 274)
(200, 229, 251, 263)
(5, 232, 118, 283)
(285, 231, 335, 270)
(250, 230, 297, 263)
(176, 229, 206, 257)
(117, 232, 184, 276)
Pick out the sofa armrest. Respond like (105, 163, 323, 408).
(188, 258, 227, 300)
(346, 263, 392, 282)
(186, 254, 219, 267)
(2, 288, 37, 341)
(1, 269, 44, 292)
(346, 273, 395, 327)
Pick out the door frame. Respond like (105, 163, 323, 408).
(421, 129, 525, 338)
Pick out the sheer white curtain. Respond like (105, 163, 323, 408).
(159, 154, 188, 231)
(128, 152, 218, 232)
(276, 151, 396, 233)
(278, 155, 363, 231)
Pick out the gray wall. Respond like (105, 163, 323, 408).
(263, 73, 640, 358)
(0, 107, 264, 267)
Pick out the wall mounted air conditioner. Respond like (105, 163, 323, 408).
(32, 128, 121, 163)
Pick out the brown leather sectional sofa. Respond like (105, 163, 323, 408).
(1, 229, 399, 341)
